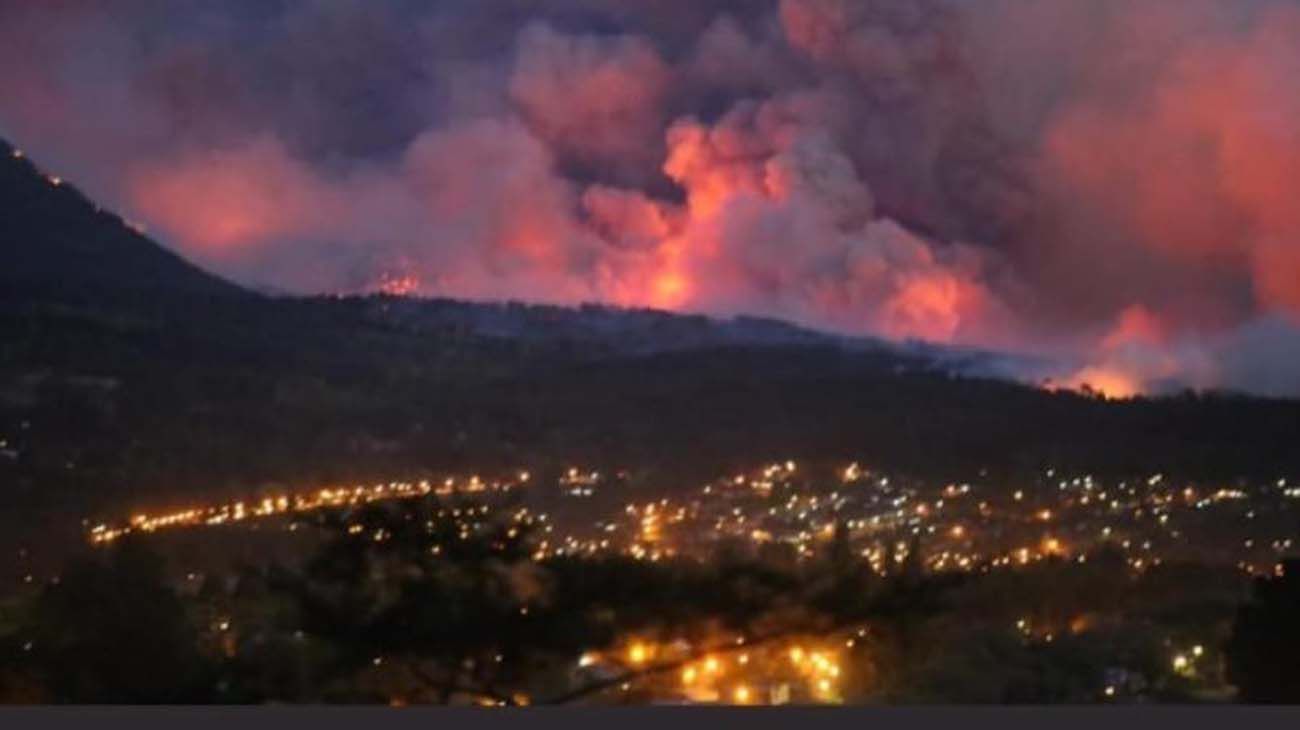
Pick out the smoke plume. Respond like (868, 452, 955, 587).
(2, 0, 1298, 396)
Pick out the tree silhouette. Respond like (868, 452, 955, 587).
(270, 498, 559, 703)
(1225, 559, 1300, 703)
(260, 494, 973, 705)
(17, 539, 215, 703)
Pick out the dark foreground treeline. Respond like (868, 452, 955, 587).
(0, 499, 1296, 705)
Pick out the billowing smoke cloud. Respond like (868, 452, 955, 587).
(1, 0, 1298, 396)
(509, 21, 672, 184)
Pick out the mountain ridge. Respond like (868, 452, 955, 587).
(0, 138, 252, 317)
(0, 135, 1011, 371)
(1, 136, 1298, 520)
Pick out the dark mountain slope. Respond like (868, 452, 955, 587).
(0, 138, 250, 315)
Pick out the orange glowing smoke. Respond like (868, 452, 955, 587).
(1053, 305, 1184, 398)
(126, 137, 331, 258)
(646, 107, 1004, 344)
(114, 30, 1008, 349)
(510, 22, 671, 179)
(883, 270, 988, 343)
(374, 272, 422, 297)
(1100, 305, 1166, 351)
(650, 269, 691, 309)
(1045, 3, 1300, 322)
(110, 87, 1022, 357)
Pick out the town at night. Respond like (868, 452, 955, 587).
(1, 0, 1299, 716)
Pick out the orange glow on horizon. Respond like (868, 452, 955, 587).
(650, 270, 691, 308)
(1054, 367, 1143, 400)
